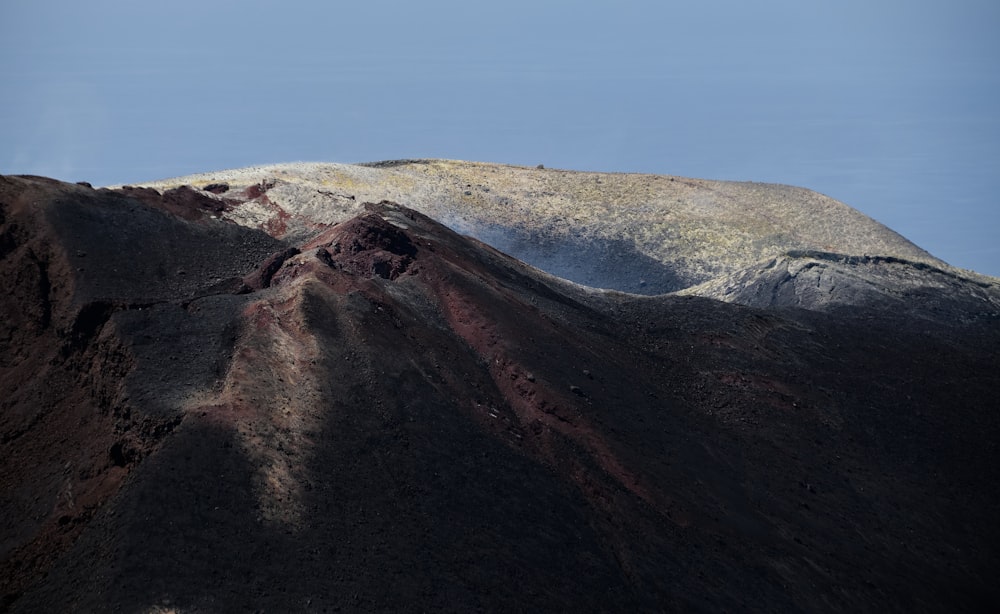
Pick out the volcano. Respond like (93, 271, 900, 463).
(2, 162, 999, 612)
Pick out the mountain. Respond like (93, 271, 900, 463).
(2, 163, 998, 612)
(125, 160, 957, 295)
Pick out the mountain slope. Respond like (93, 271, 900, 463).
(1, 171, 999, 612)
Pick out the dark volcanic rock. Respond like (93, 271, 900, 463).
(303, 203, 418, 281)
(203, 182, 230, 194)
(239, 247, 301, 292)
(1, 174, 999, 613)
(116, 184, 231, 221)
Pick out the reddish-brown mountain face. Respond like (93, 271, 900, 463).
(1, 174, 998, 612)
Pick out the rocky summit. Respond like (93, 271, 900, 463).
(1, 161, 999, 612)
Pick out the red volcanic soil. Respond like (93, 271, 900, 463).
(2, 175, 999, 612)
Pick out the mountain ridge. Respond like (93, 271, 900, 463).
(124, 159, 963, 295)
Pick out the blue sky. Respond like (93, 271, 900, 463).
(2, 0, 998, 276)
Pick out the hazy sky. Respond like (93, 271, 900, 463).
(2, 0, 998, 276)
